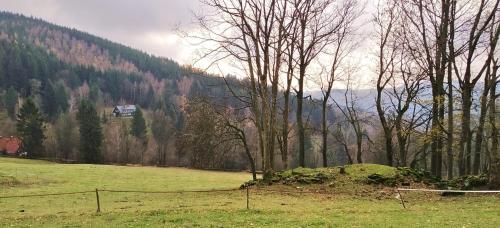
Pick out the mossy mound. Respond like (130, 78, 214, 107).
(274, 167, 335, 185)
(243, 164, 444, 189)
(242, 164, 491, 195)
(244, 164, 410, 188)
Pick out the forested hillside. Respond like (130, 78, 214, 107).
(0, 12, 231, 115)
(0, 11, 250, 166)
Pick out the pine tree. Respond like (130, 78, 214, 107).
(4, 86, 17, 119)
(77, 100, 103, 163)
(131, 107, 147, 139)
(16, 98, 45, 158)
(131, 107, 147, 164)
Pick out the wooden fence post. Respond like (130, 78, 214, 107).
(246, 186, 249, 210)
(95, 188, 101, 213)
(397, 189, 406, 209)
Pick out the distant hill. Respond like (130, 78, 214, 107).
(0, 11, 240, 125)
(308, 89, 377, 111)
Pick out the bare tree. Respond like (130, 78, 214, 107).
(488, 58, 499, 187)
(317, 0, 360, 167)
(197, 0, 294, 178)
(214, 104, 257, 180)
(277, 37, 296, 170)
(400, 0, 453, 178)
(331, 122, 353, 164)
(333, 75, 368, 163)
(292, 0, 355, 167)
(471, 10, 500, 174)
(374, 0, 398, 166)
(450, 0, 500, 175)
(388, 47, 426, 166)
(445, 0, 457, 179)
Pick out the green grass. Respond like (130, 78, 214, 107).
(1, 157, 499, 227)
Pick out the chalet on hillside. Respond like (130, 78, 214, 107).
(112, 105, 137, 117)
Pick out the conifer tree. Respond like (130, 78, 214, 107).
(131, 107, 147, 164)
(77, 100, 103, 163)
(131, 107, 147, 139)
(16, 98, 45, 157)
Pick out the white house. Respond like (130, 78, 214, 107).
(112, 105, 137, 117)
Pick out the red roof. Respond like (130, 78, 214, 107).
(0, 136, 22, 154)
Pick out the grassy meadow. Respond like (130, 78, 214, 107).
(1, 157, 499, 227)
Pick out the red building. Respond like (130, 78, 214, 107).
(0, 136, 22, 155)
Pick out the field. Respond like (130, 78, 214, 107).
(1, 157, 499, 227)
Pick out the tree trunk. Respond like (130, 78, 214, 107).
(430, 89, 439, 176)
(281, 91, 290, 169)
(488, 65, 499, 187)
(344, 143, 353, 165)
(297, 66, 306, 167)
(397, 130, 407, 167)
(430, 89, 445, 178)
(376, 91, 394, 166)
(356, 132, 363, 163)
(473, 76, 491, 175)
(241, 133, 257, 181)
(437, 93, 445, 178)
(447, 60, 454, 179)
(460, 86, 473, 175)
(321, 99, 328, 167)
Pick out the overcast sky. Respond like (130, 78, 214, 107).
(1, 0, 376, 89)
(0, 0, 201, 64)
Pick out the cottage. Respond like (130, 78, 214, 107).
(0, 136, 22, 155)
(112, 105, 137, 117)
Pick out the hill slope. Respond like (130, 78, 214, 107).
(0, 11, 230, 120)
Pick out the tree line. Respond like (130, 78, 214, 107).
(195, 0, 500, 184)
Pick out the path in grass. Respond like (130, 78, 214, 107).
(1, 157, 499, 227)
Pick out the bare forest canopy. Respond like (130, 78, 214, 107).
(191, 0, 500, 184)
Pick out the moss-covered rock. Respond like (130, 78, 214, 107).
(397, 167, 435, 181)
(365, 173, 401, 187)
(447, 174, 489, 190)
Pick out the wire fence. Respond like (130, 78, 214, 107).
(0, 190, 95, 199)
(395, 188, 500, 209)
(0, 187, 248, 212)
(1, 187, 499, 212)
